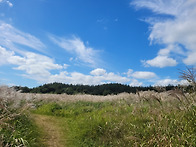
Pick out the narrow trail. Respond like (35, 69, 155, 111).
(32, 114, 68, 147)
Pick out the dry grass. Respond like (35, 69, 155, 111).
(0, 86, 43, 146)
(0, 86, 26, 146)
(1, 86, 195, 107)
(1, 85, 195, 146)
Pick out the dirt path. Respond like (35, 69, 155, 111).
(32, 114, 67, 147)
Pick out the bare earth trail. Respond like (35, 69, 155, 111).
(32, 114, 68, 147)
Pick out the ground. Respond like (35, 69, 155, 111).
(32, 114, 68, 147)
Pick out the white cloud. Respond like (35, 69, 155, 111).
(132, 0, 196, 67)
(0, 22, 45, 53)
(0, 46, 64, 81)
(129, 79, 143, 87)
(12, 52, 63, 77)
(154, 79, 178, 86)
(49, 35, 100, 67)
(0, 23, 64, 84)
(126, 69, 157, 79)
(142, 55, 177, 68)
(183, 52, 196, 65)
(131, 71, 157, 79)
(104, 72, 130, 83)
(158, 44, 184, 56)
(0, 47, 130, 85)
(46, 68, 130, 85)
(0, 46, 14, 65)
(126, 69, 133, 77)
(154, 79, 188, 86)
(90, 68, 106, 76)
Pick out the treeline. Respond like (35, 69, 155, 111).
(13, 82, 178, 96)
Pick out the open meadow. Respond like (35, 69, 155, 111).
(0, 86, 195, 146)
(1, 1, 196, 146)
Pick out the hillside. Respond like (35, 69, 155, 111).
(14, 82, 178, 95)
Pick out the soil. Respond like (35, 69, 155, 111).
(32, 114, 67, 147)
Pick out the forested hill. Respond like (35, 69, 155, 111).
(13, 83, 177, 96)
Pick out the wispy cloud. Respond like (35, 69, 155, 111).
(0, 22, 46, 53)
(49, 35, 101, 67)
(131, 0, 184, 16)
(131, 0, 196, 67)
(6, 0, 12, 7)
(0, 0, 13, 7)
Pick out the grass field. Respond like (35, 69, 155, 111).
(0, 86, 196, 146)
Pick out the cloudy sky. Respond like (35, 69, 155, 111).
(0, 0, 195, 87)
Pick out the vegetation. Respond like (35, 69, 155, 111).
(0, 87, 43, 147)
(1, 67, 195, 146)
(1, 85, 196, 146)
(14, 82, 178, 95)
(33, 95, 196, 146)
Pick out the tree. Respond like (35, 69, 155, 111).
(21, 86, 30, 93)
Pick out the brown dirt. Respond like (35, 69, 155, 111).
(32, 114, 67, 147)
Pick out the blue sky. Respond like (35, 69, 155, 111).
(0, 0, 195, 87)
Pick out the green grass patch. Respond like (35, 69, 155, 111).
(33, 100, 196, 146)
(0, 97, 44, 147)
(0, 112, 44, 147)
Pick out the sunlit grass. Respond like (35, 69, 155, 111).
(33, 99, 196, 146)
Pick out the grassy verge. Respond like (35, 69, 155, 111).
(33, 99, 196, 146)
